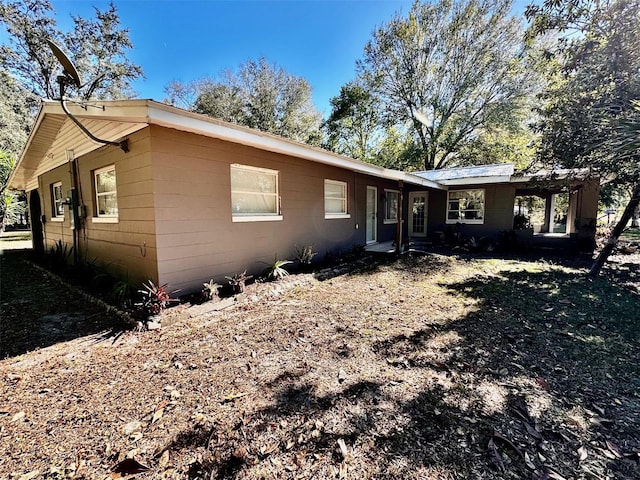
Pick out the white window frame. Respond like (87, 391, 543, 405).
(51, 181, 64, 222)
(446, 188, 485, 224)
(384, 189, 399, 224)
(324, 179, 350, 219)
(230, 164, 282, 222)
(92, 165, 119, 223)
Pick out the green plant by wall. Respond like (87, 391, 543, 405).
(262, 256, 292, 281)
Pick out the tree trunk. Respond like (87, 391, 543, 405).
(588, 184, 640, 277)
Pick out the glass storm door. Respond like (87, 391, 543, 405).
(366, 186, 377, 244)
(409, 191, 428, 237)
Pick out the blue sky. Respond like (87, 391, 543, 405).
(40, 1, 530, 117)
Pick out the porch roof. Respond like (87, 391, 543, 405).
(414, 164, 515, 185)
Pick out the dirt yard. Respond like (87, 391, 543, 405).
(0, 248, 639, 479)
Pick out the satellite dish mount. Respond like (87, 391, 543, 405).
(47, 40, 128, 153)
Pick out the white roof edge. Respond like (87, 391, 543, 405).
(7, 100, 47, 190)
(438, 175, 513, 186)
(147, 102, 445, 190)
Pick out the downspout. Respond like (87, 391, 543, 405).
(66, 149, 82, 264)
(396, 180, 403, 255)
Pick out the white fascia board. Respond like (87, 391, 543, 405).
(147, 103, 445, 190)
(7, 101, 48, 190)
(438, 175, 512, 186)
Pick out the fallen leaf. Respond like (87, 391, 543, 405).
(532, 468, 550, 479)
(487, 437, 504, 471)
(158, 450, 170, 468)
(545, 467, 568, 480)
(492, 431, 524, 459)
(605, 439, 623, 458)
(337, 438, 349, 460)
(110, 458, 149, 477)
(221, 392, 248, 403)
(18, 470, 39, 480)
(577, 446, 588, 462)
(11, 411, 25, 422)
(152, 401, 169, 424)
(597, 447, 617, 460)
(509, 397, 533, 423)
(123, 421, 143, 435)
(524, 451, 536, 470)
(259, 443, 278, 457)
(524, 422, 542, 440)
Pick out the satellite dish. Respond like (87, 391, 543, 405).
(46, 39, 81, 89)
(46, 38, 129, 153)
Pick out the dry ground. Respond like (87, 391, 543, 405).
(1, 249, 639, 480)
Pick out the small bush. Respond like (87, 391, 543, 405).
(225, 270, 252, 294)
(202, 279, 221, 300)
(295, 244, 317, 267)
(136, 280, 179, 316)
(262, 256, 292, 281)
(47, 240, 73, 271)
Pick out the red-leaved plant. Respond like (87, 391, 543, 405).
(136, 280, 179, 315)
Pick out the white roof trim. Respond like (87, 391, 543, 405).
(436, 175, 513, 186)
(146, 103, 444, 190)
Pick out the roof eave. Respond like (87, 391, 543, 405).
(7, 101, 48, 191)
(147, 102, 446, 190)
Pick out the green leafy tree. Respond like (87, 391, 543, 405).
(0, 70, 38, 156)
(324, 82, 384, 162)
(166, 58, 323, 146)
(0, 0, 143, 100)
(526, 0, 640, 275)
(0, 150, 25, 229)
(357, 0, 534, 170)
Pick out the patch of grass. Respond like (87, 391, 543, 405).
(621, 227, 640, 242)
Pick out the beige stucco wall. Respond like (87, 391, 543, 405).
(38, 128, 158, 284)
(149, 125, 407, 292)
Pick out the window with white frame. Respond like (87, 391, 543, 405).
(230, 164, 281, 220)
(324, 179, 349, 218)
(94, 165, 118, 218)
(384, 189, 399, 223)
(51, 182, 64, 220)
(447, 189, 485, 224)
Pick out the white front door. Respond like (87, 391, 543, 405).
(408, 191, 428, 237)
(366, 186, 377, 244)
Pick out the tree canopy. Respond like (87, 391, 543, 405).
(527, 0, 640, 188)
(164, 58, 323, 145)
(527, 0, 640, 276)
(354, 0, 534, 171)
(0, 70, 38, 156)
(323, 82, 384, 162)
(0, 0, 143, 100)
